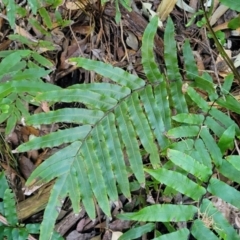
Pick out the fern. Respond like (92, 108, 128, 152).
(15, 15, 240, 239)
(0, 172, 63, 239)
(0, 50, 58, 135)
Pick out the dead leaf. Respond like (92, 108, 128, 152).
(157, 0, 178, 21)
(18, 155, 35, 179)
(126, 31, 138, 51)
(111, 231, 123, 240)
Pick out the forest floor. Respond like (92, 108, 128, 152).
(1, 0, 240, 239)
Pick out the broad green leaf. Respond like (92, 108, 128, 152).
(32, 52, 54, 68)
(0, 51, 30, 78)
(219, 160, 240, 184)
(115, 102, 145, 184)
(205, 116, 225, 137)
(187, 87, 210, 112)
(68, 83, 131, 100)
(26, 108, 104, 125)
(4, 189, 18, 225)
(12, 68, 51, 81)
(183, 40, 198, 80)
(142, 16, 163, 83)
(39, 7, 52, 29)
(102, 114, 130, 198)
(228, 16, 240, 29)
(29, 18, 50, 36)
(81, 138, 110, 216)
(66, 166, 81, 213)
(219, 0, 240, 11)
(200, 199, 239, 239)
(36, 89, 117, 111)
(145, 168, 206, 200)
(164, 17, 188, 114)
(218, 125, 235, 153)
(172, 113, 204, 125)
(0, 172, 9, 215)
(154, 80, 171, 130)
(117, 204, 197, 221)
(209, 108, 240, 135)
(26, 142, 80, 185)
(191, 219, 219, 240)
(225, 155, 240, 171)
(25, 224, 40, 233)
(6, 113, 17, 135)
(153, 228, 189, 240)
(200, 127, 223, 167)
(167, 149, 212, 181)
(69, 57, 145, 90)
(119, 223, 155, 240)
(8, 34, 34, 45)
(6, 0, 16, 28)
(222, 73, 233, 93)
(17, 126, 91, 152)
(141, 86, 169, 149)
(128, 92, 159, 168)
(208, 178, 240, 209)
(73, 156, 95, 219)
(27, 0, 38, 14)
(194, 139, 212, 168)
(39, 175, 68, 240)
(92, 124, 118, 201)
(217, 95, 240, 114)
(167, 126, 199, 138)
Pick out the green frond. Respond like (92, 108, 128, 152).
(117, 204, 197, 221)
(142, 16, 163, 83)
(164, 18, 188, 113)
(167, 126, 200, 138)
(128, 92, 160, 168)
(141, 86, 169, 149)
(145, 168, 206, 201)
(208, 178, 240, 209)
(26, 108, 104, 125)
(191, 219, 219, 240)
(119, 223, 155, 240)
(36, 89, 117, 111)
(68, 83, 131, 100)
(115, 102, 145, 184)
(69, 58, 145, 90)
(167, 149, 212, 181)
(102, 113, 130, 198)
(200, 127, 223, 167)
(200, 199, 240, 239)
(17, 126, 91, 151)
(154, 83, 171, 130)
(81, 137, 110, 216)
(153, 228, 190, 240)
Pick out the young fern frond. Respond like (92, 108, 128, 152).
(16, 16, 240, 240)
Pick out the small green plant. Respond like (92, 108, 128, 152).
(11, 15, 240, 240)
(0, 172, 63, 239)
(0, 50, 59, 135)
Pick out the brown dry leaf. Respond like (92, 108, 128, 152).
(111, 231, 123, 240)
(18, 155, 35, 179)
(15, 25, 36, 42)
(157, 0, 178, 21)
(210, 4, 229, 26)
(216, 49, 232, 77)
(126, 31, 138, 51)
(41, 101, 50, 112)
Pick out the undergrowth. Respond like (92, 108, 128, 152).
(0, 1, 240, 240)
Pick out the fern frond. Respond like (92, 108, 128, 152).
(118, 204, 198, 221)
(17, 126, 91, 151)
(164, 18, 188, 113)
